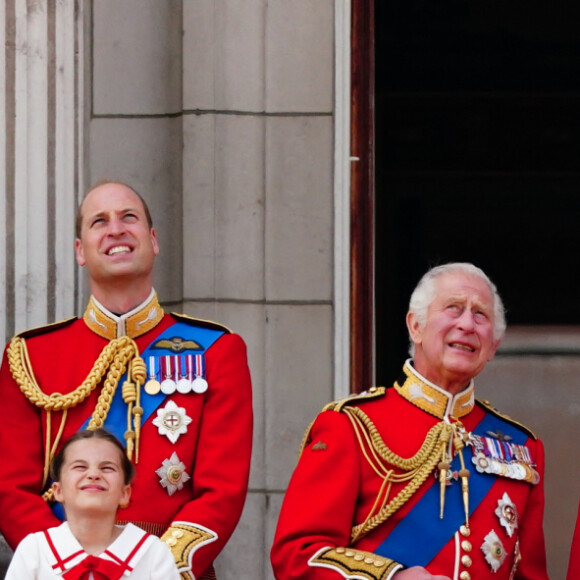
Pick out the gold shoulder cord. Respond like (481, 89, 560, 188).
(7, 335, 146, 492)
(344, 406, 469, 543)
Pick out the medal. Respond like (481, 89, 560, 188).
(155, 452, 191, 496)
(160, 355, 176, 394)
(481, 530, 506, 572)
(191, 354, 209, 394)
(153, 400, 193, 443)
(192, 377, 208, 393)
(145, 379, 162, 395)
(176, 355, 193, 394)
(144, 356, 161, 395)
(495, 492, 518, 538)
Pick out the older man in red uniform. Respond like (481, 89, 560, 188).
(271, 263, 548, 580)
(0, 182, 253, 580)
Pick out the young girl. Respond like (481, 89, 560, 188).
(5, 429, 180, 579)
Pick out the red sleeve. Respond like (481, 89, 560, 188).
(271, 410, 363, 580)
(567, 493, 580, 579)
(517, 438, 549, 580)
(171, 333, 253, 578)
(0, 345, 61, 548)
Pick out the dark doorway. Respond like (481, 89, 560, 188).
(374, 0, 580, 385)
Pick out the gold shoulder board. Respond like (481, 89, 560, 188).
(324, 386, 386, 413)
(16, 317, 77, 339)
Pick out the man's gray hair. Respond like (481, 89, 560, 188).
(408, 263, 506, 355)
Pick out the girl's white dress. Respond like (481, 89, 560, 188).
(5, 522, 180, 579)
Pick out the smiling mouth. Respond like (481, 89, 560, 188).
(449, 342, 475, 352)
(107, 246, 131, 256)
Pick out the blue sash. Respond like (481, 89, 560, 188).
(374, 411, 530, 566)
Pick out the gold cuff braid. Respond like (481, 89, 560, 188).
(309, 547, 403, 580)
(161, 523, 217, 572)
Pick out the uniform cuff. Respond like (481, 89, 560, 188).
(308, 546, 404, 580)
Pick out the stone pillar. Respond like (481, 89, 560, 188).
(1, 0, 85, 345)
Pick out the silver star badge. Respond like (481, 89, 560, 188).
(155, 452, 191, 496)
(481, 529, 506, 572)
(495, 492, 519, 537)
(152, 400, 192, 444)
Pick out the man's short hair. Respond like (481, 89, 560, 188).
(75, 180, 153, 238)
(408, 263, 506, 355)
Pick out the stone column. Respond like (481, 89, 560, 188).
(1, 0, 85, 345)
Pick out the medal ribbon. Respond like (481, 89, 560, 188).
(194, 354, 205, 378)
(163, 355, 174, 381)
(181, 355, 190, 380)
(148, 355, 158, 382)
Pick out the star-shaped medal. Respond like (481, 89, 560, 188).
(152, 400, 192, 444)
(481, 529, 506, 572)
(495, 492, 519, 537)
(155, 452, 191, 496)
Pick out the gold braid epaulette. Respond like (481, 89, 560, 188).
(7, 335, 145, 486)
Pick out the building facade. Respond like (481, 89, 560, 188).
(1, 1, 577, 579)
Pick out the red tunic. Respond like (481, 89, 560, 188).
(271, 362, 548, 580)
(0, 295, 253, 580)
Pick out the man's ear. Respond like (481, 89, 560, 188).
(406, 311, 423, 345)
(74, 238, 85, 267)
(150, 228, 160, 256)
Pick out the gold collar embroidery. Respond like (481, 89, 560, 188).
(394, 359, 475, 419)
(83, 290, 165, 339)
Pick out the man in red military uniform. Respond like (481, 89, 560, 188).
(0, 181, 253, 580)
(271, 263, 548, 580)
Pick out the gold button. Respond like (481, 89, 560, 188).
(459, 572, 471, 580)
(335, 547, 346, 554)
(345, 550, 354, 557)
(364, 557, 374, 564)
(461, 555, 472, 567)
(166, 538, 177, 547)
(461, 540, 472, 552)
(354, 554, 364, 561)
(460, 525, 471, 537)
(172, 530, 184, 539)
(373, 560, 385, 567)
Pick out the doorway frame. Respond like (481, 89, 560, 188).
(349, 1, 375, 393)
